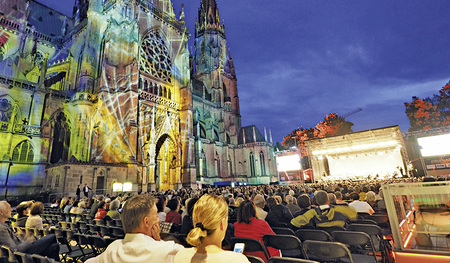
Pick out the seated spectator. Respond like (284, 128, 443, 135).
(265, 197, 293, 227)
(348, 192, 374, 215)
(328, 193, 337, 205)
(334, 191, 348, 206)
(157, 196, 167, 222)
(86, 195, 183, 263)
(0, 201, 59, 261)
(26, 202, 47, 229)
(106, 200, 121, 220)
(377, 189, 387, 210)
(253, 194, 267, 220)
(63, 198, 73, 221)
(181, 198, 198, 235)
(174, 195, 249, 263)
(166, 199, 182, 225)
(366, 191, 378, 210)
(293, 194, 311, 217)
(15, 204, 30, 227)
(234, 200, 280, 262)
(285, 195, 300, 215)
(95, 201, 107, 220)
(291, 190, 357, 229)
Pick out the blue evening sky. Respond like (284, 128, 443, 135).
(37, 0, 450, 143)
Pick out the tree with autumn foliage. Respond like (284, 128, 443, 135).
(282, 113, 354, 156)
(405, 81, 450, 131)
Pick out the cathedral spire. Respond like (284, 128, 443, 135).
(195, 0, 224, 38)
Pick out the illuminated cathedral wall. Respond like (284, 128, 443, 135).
(0, 0, 275, 197)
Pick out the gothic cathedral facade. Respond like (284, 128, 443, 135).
(0, 0, 276, 197)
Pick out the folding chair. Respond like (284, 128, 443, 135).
(0, 246, 18, 263)
(295, 229, 333, 242)
(12, 252, 33, 263)
(316, 225, 345, 235)
(98, 226, 111, 238)
(112, 219, 122, 227)
(332, 231, 377, 263)
(88, 235, 109, 255)
(73, 233, 95, 258)
(267, 257, 319, 263)
(109, 226, 125, 239)
(351, 219, 378, 225)
(262, 234, 302, 258)
(302, 240, 353, 263)
(348, 224, 390, 263)
(272, 227, 295, 236)
(246, 255, 265, 263)
(93, 219, 105, 227)
(31, 254, 58, 263)
(230, 237, 270, 262)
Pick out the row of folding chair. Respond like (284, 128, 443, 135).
(0, 245, 58, 263)
(277, 225, 391, 263)
(247, 255, 319, 263)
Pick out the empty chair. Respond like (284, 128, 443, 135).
(88, 235, 109, 255)
(109, 226, 125, 239)
(351, 219, 377, 225)
(262, 234, 302, 258)
(112, 219, 122, 227)
(302, 240, 353, 263)
(348, 224, 390, 263)
(268, 257, 319, 263)
(98, 225, 111, 238)
(295, 229, 332, 242)
(58, 221, 68, 229)
(272, 227, 295, 236)
(369, 214, 390, 232)
(332, 231, 377, 263)
(230, 237, 270, 263)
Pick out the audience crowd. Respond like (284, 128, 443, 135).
(0, 176, 441, 262)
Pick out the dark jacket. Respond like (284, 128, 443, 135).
(265, 204, 293, 227)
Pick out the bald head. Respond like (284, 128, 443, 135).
(0, 201, 12, 222)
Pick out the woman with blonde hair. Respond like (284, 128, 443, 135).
(174, 195, 249, 263)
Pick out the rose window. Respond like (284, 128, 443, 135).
(139, 31, 172, 83)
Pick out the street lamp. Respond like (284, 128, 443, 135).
(4, 161, 13, 199)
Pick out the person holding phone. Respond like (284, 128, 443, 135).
(174, 194, 250, 263)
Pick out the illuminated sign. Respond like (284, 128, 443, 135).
(276, 154, 301, 171)
(123, 182, 132, 192)
(112, 183, 123, 192)
(418, 133, 450, 157)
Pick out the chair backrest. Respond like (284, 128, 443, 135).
(295, 229, 332, 242)
(272, 227, 295, 236)
(316, 226, 346, 235)
(302, 240, 353, 263)
(369, 214, 390, 228)
(31, 254, 57, 263)
(262, 234, 302, 258)
(93, 219, 105, 226)
(0, 246, 17, 263)
(246, 255, 265, 263)
(348, 224, 382, 237)
(268, 256, 320, 263)
(230, 237, 270, 262)
(331, 231, 377, 262)
(13, 252, 33, 263)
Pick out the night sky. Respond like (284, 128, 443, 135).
(37, 0, 450, 143)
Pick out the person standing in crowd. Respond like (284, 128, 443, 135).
(83, 183, 91, 198)
(174, 195, 249, 263)
(0, 201, 60, 261)
(76, 185, 81, 200)
(86, 195, 183, 263)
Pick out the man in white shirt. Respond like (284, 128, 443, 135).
(348, 192, 374, 215)
(253, 194, 268, 220)
(86, 195, 183, 263)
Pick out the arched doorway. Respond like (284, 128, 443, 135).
(154, 134, 178, 191)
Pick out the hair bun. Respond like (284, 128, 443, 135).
(195, 222, 205, 230)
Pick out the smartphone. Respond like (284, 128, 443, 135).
(233, 243, 245, 253)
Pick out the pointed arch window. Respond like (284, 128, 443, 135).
(249, 152, 255, 177)
(215, 152, 220, 177)
(12, 141, 34, 162)
(50, 112, 71, 163)
(259, 151, 266, 176)
(214, 129, 219, 142)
